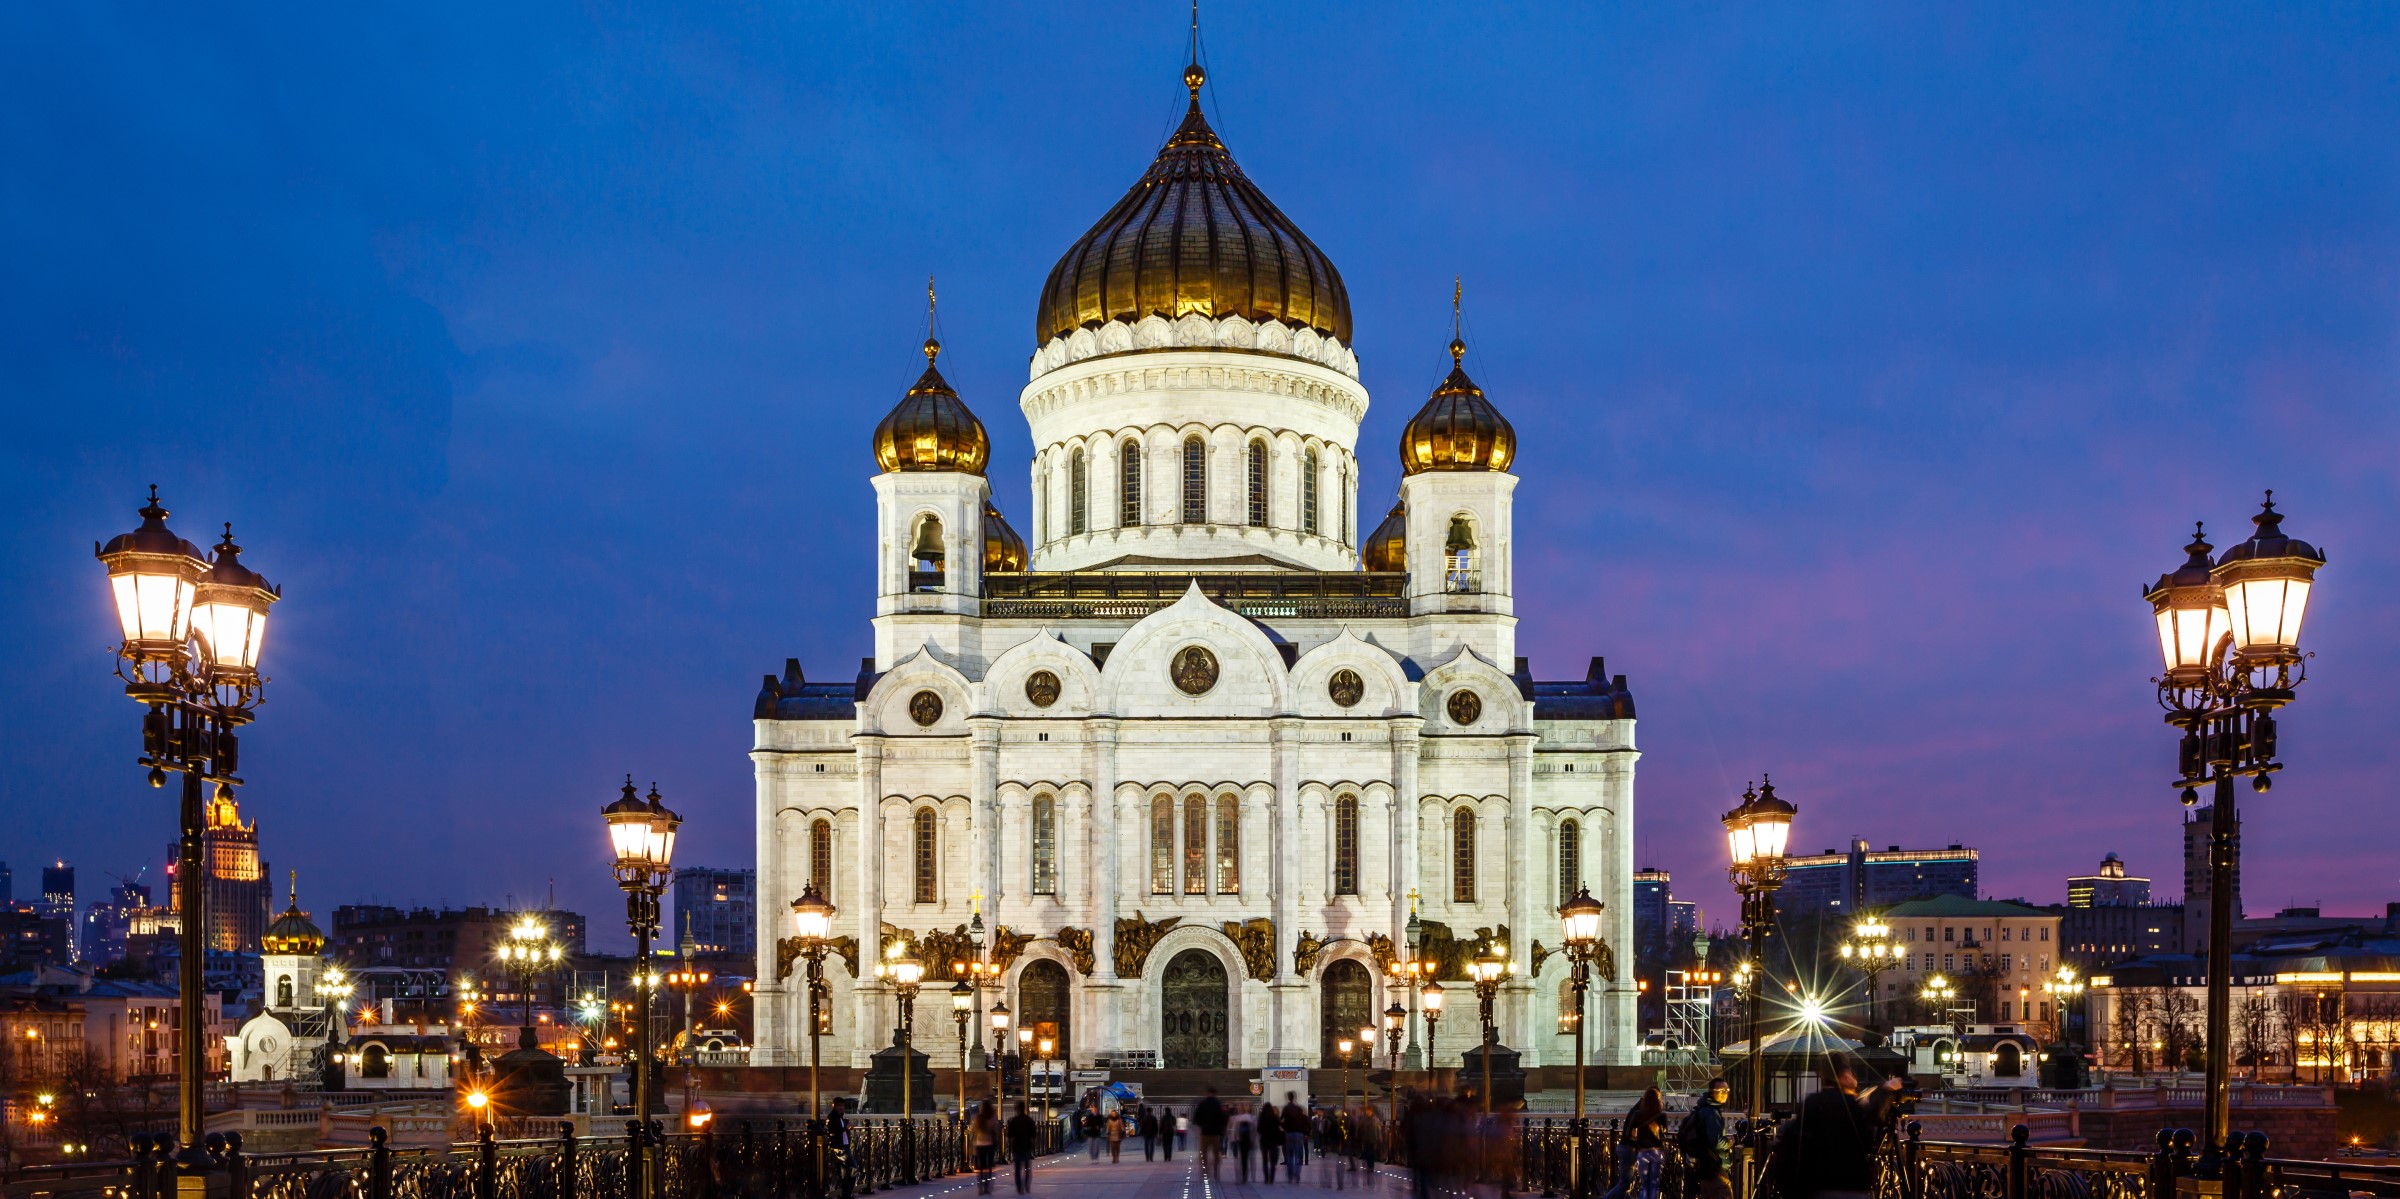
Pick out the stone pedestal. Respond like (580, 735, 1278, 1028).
(490, 1027, 572, 1117)
(1458, 1042, 1525, 1108)
(861, 1033, 937, 1114)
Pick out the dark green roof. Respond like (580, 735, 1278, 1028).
(1883, 895, 2050, 919)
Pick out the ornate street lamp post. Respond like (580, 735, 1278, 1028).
(2042, 967, 2086, 1048)
(97, 490, 280, 1186)
(1383, 1002, 1405, 1129)
(790, 884, 838, 1190)
(988, 1001, 1012, 1111)
(662, 957, 711, 1065)
(603, 779, 681, 1199)
(876, 950, 926, 1183)
(1015, 1027, 1034, 1119)
(1038, 1037, 1056, 1126)
(1422, 982, 1445, 1077)
(2143, 497, 2324, 1172)
(1402, 896, 1426, 1069)
(966, 907, 990, 1071)
(1559, 886, 1607, 1198)
(315, 966, 354, 1091)
(1723, 779, 1796, 1199)
(1837, 917, 1896, 1034)
(952, 980, 972, 1151)
(500, 918, 565, 1052)
(1468, 949, 1512, 1115)
(1338, 1036, 1356, 1110)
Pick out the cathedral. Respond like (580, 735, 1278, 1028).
(749, 53, 1639, 1074)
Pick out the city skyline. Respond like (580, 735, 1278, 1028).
(5, 5, 2397, 951)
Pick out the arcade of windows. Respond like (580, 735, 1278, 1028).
(1036, 436, 1354, 544)
(1151, 793, 1242, 895)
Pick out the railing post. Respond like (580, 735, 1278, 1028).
(2240, 1131, 2268, 1199)
(2005, 1123, 2030, 1199)
(1903, 1121, 1923, 1199)
(628, 1120, 647, 1199)
(561, 1122, 581, 1199)
(478, 1123, 499, 1199)
(370, 1126, 394, 1199)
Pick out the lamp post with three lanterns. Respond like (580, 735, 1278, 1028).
(2142, 495, 2325, 1172)
(1467, 949, 1512, 1115)
(1722, 779, 1796, 1199)
(1837, 918, 1898, 1034)
(1559, 887, 1608, 1199)
(602, 779, 681, 1199)
(96, 489, 281, 1184)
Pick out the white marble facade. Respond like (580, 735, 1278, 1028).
(748, 67, 1641, 1074)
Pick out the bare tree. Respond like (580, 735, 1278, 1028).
(2151, 988, 2205, 1075)
(2111, 988, 2155, 1076)
(2233, 991, 2284, 1080)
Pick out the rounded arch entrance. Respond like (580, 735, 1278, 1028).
(1019, 958, 1072, 1065)
(1320, 958, 1373, 1067)
(1160, 949, 1230, 1068)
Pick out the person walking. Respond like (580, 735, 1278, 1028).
(1107, 1106, 1126, 1163)
(1788, 1054, 1901, 1199)
(1140, 1106, 1159, 1161)
(1195, 1088, 1229, 1180)
(1085, 1104, 1106, 1162)
(1232, 1104, 1257, 1183)
(1622, 1088, 1670, 1199)
(973, 1099, 1002, 1194)
(1006, 1101, 1039, 1195)
(1161, 1107, 1178, 1160)
(1279, 1093, 1308, 1184)
(1258, 1101, 1282, 1180)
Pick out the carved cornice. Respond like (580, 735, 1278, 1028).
(1030, 314, 1359, 384)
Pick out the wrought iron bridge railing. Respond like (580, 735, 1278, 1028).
(1, 1113, 1065, 1199)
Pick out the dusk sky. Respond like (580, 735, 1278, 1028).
(5, 5, 2396, 951)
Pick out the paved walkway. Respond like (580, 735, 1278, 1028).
(910, 1148, 1433, 1199)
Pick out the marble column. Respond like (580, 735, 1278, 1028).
(1269, 718, 1304, 1064)
(753, 773, 787, 1065)
(1390, 719, 1423, 1067)
(1507, 733, 1539, 1064)
(854, 737, 887, 1066)
(970, 719, 1000, 917)
(1603, 760, 1640, 1065)
(1088, 720, 1122, 1064)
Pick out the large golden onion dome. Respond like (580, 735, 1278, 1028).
(1400, 338, 1515, 474)
(1034, 62, 1351, 347)
(1362, 503, 1407, 572)
(873, 338, 989, 474)
(983, 501, 1026, 572)
(260, 874, 325, 956)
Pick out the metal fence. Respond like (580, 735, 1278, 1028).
(0, 1114, 1066, 1199)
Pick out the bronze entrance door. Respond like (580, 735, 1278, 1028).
(1020, 958, 1072, 1065)
(1160, 949, 1230, 1068)
(1320, 958, 1372, 1067)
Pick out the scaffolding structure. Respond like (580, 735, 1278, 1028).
(1659, 968, 1718, 1096)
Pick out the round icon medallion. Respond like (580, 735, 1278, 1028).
(1171, 646, 1220, 696)
(1328, 669, 1365, 708)
(1446, 689, 1482, 726)
(1025, 670, 1061, 708)
(909, 689, 944, 727)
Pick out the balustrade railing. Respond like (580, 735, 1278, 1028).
(0, 1113, 1019, 1199)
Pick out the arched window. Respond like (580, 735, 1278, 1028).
(1302, 448, 1319, 535)
(1246, 441, 1269, 526)
(1334, 795, 1360, 896)
(1069, 448, 1088, 535)
(910, 515, 944, 592)
(810, 819, 834, 896)
(1453, 808, 1477, 904)
(1181, 437, 1207, 524)
(1340, 465, 1351, 545)
(360, 1044, 391, 1079)
(1216, 794, 1241, 894)
(912, 808, 938, 904)
(1183, 795, 1209, 894)
(1031, 794, 1059, 895)
(1558, 819, 1581, 908)
(1121, 440, 1143, 526)
(1151, 795, 1175, 894)
(1445, 516, 1479, 593)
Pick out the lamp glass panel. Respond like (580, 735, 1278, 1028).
(119, 572, 197, 644)
(2226, 576, 2309, 653)
(1562, 907, 1602, 944)
(195, 601, 266, 670)
(793, 907, 830, 942)
(1725, 825, 1753, 869)
(607, 816, 651, 867)
(1752, 815, 1791, 862)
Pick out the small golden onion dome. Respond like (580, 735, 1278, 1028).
(983, 502, 1027, 573)
(873, 338, 990, 474)
(1399, 339, 1515, 475)
(1034, 62, 1350, 347)
(260, 877, 325, 956)
(1362, 503, 1407, 572)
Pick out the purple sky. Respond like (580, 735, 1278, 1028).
(4, 5, 2396, 950)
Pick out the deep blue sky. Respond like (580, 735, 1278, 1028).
(5, 5, 2396, 950)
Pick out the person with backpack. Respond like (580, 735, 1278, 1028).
(1257, 1100, 1283, 1180)
(1780, 1053, 1901, 1199)
(1676, 1079, 1731, 1199)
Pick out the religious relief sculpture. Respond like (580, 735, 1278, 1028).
(1446, 689, 1483, 726)
(1411, 920, 1513, 980)
(1596, 939, 1616, 982)
(1293, 930, 1325, 977)
(1222, 918, 1276, 982)
(1024, 671, 1061, 708)
(832, 935, 860, 977)
(1055, 927, 1094, 977)
(909, 924, 978, 980)
(1365, 932, 1398, 975)
(990, 925, 1035, 974)
(909, 690, 944, 726)
(1328, 669, 1364, 708)
(1530, 941, 1554, 978)
(774, 933, 862, 981)
(1114, 911, 1184, 978)
(1171, 646, 1219, 696)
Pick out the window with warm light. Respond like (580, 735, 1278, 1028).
(1453, 808, 1477, 904)
(1183, 795, 1208, 894)
(912, 809, 938, 904)
(1216, 794, 1240, 894)
(1557, 820, 1581, 908)
(1181, 437, 1206, 524)
(1151, 795, 1174, 894)
(1031, 794, 1058, 896)
(1121, 441, 1143, 526)
(1334, 795, 1360, 896)
(1302, 448, 1319, 534)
